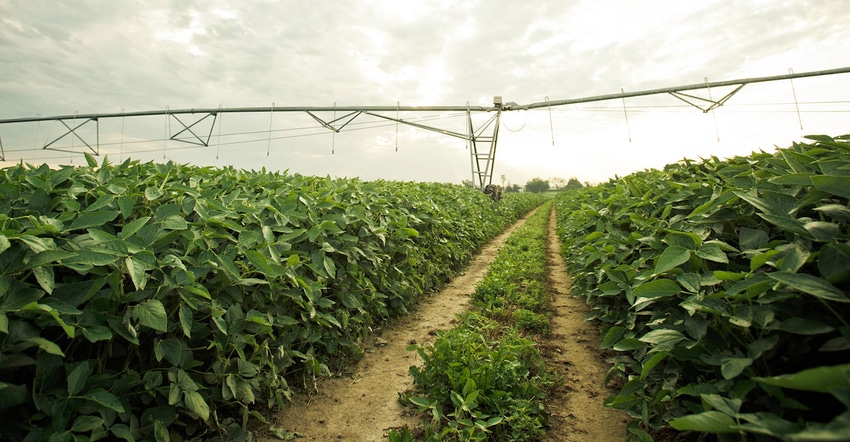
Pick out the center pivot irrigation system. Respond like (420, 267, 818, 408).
(1, 66, 849, 189)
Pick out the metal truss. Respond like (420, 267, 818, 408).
(168, 112, 219, 146)
(2, 66, 849, 187)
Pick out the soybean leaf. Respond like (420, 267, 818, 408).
(655, 246, 690, 274)
(778, 318, 836, 335)
(81, 325, 112, 343)
(739, 228, 769, 251)
(25, 336, 64, 356)
(640, 351, 668, 380)
(70, 415, 103, 433)
(754, 364, 850, 393)
(144, 187, 163, 201)
(669, 411, 737, 434)
(67, 360, 92, 395)
(638, 329, 686, 352)
(632, 279, 681, 299)
(767, 272, 849, 303)
(25, 250, 74, 269)
(721, 357, 753, 380)
(0, 235, 10, 254)
(183, 391, 210, 420)
(133, 299, 168, 332)
(811, 175, 850, 199)
(702, 394, 742, 416)
(80, 388, 125, 412)
(119, 216, 151, 239)
(819, 243, 850, 283)
(69, 211, 120, 231)
(814, 204, 850, 222)
(32, 265, 54, 294)
(696, 243, 728, 264)
(179, 304, 193, 338)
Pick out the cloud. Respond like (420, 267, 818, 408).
(1, 0, 849, 185)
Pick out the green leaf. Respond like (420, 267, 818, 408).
(179, 304, 193, 338)
(0, 311, 8, 334)
(26, 249, 76, 269)
(805, 221, 839, 242)
(145, 187, 164, 201)
(119, 216, 151, 239)
(767, 271, 849, 303)
(25, 336, 65, 356)
(32, 265, 55, 294)
(754, 364, 850, 393)
(739, 228, 769, 251)
(80, 388, 126, 412)
(71, 415, 104, 432)
(757, 213, 812, 238)
(814, 204, 850, 222)
(696, 243, 728, 263)
(160, 215, 187, 230)
(154, 338, 184, 366)
(110, 423, 134, 441)
(633, 279, 681, 299)
(669, 411, 738, 433)
(133, 299, 168, 332)
(125, 256, 150, 291)
(69, 211, 120, 231)
(62, 250, 120, 267)
(0, 235, 10, 254)
(655, 246, 691, 274)
(84, 152, 99, 167)
(154, 419, 170, 442)
(811, 175, 850, 199)
(82, 325, 112, 342)
(751, 250, 780, 272)
(778, 318, 836, 335)
(677, 273, 701, 293)
(183, 391, 210, 420)
(640, 351, 668, 379)
(613, 338, 647, 351)
(721, 357, 753, 380)
(702, 394, 742, 416)
(638, 329, 686, 352)
(67, 361, 92, 395)
(819, 243, 850, 283)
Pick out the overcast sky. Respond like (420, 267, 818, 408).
(1, 0, 849, 186)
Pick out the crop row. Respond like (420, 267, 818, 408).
(402, 201, 554, 441)
(0, 155, 546, 441)
(554, 135, 850, 440)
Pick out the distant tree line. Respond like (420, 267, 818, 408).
(462, 176, 587, 193)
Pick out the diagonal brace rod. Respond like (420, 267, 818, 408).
(364, 111, 470, 140)
(306, 110, 363, 132)
(170, 113, 218, 146)
(43, 118, 99, 154)
(668, 84, 746, 113)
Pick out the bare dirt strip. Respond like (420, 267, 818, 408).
(539, 207, 629, 441)
(257, 206, 627, 441)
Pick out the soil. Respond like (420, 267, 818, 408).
(538, 207, 629, 441)
(257, 206, 628, 441)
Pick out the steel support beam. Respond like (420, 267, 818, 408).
(468, 111, 501, 189)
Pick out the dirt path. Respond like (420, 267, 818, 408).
(539, 206, 629, 441)
(258, 206, 628, 441)
(258, 211, 537, 441)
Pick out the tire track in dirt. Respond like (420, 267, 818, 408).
(539, 206, 629, 441)
(257, 210, 538, 441)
